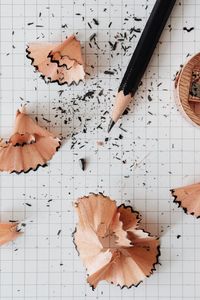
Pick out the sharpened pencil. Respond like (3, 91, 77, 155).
(108, 0, 176, 132)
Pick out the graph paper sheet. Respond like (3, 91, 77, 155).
(0, 0, 200, 299)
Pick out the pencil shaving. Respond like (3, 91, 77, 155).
(0, 223, 21, 245)
(171, 183, 200, 218)
(0, 107, 60, 173)
(74, 194, 160, 289)
(26, 35, 85, 85)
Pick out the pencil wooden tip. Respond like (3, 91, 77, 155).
(107, 119, 115, 133)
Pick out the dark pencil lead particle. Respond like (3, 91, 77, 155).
(109, 41, 118, 51)
(82, 90, 95, 101)
(119, 124, 127, 132)
(89, 33, 96, 41)
(58, 90, 64, 96)
(104, 70, 114, 75)
(183, 27, 194, 32)
(130, 26, 141, 34)
(79, 158, 86, 171)
(88, 22, 92, 28)
(99, 89, 103, 96)
(93, 18, 99, 25)
(134, 16, 142, 21)
(122, 108, 129, 115)
(42, 117, 51, 123)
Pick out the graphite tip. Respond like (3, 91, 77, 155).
(107, 119, 115, 133)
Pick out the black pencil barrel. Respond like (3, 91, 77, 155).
(119, 0, 176, 96)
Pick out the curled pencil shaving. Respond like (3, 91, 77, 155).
(0, 106, 60, 173)
(74, 194, 160, 289)
(171, 182, 200, 218)
(26, 35, 85, 85)
(0, 223, 21, 245)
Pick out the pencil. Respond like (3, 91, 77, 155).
(108, 0, 176, 133)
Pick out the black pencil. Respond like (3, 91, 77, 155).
(108, 0, 176, 132)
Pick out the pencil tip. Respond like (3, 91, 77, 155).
(107, 119, 115, 133)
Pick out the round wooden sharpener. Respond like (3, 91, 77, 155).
(175, 52, 200, 126)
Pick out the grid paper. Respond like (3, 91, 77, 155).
(0, 0, 200, 299)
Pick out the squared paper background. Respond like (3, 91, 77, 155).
(0, 0, 200, 299)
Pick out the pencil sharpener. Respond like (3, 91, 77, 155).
(175, 52, 200, 126)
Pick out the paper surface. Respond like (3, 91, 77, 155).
(0, 0, 200, 299)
